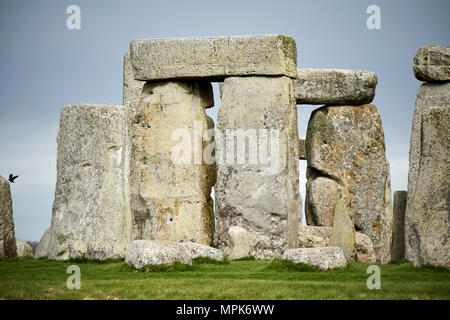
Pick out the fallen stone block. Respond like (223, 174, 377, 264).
(130, 35, 297, 81)
(294, 69, 377, 105)
(282, 247, 347, 270)
(298, 226, 376, 263)
(125, 240, 192, 268)
(413, 45, 450, 82)
(179, 242, 223, 261)
(227, 226, 251, 260)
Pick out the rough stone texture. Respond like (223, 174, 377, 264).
(0, 239, 32, 257)
(123, 52, 145, 112)
(413, 45, 450, 82)
(34, 227, 51, 258)
(130, 35, 297, 81)
(330, 188, 357, 261)
(305, 169, 339, 226)
(406, 82, 450, 267)
(0, 175, 17, 258)
(42, 104, 132, 260)
(130, 81, 215, 245)
(305, 105, 393, 263)
(282, 247, 347, 270)
(294, 69, 377, 105)
(298, 137, 307, 160)
(179, 242, 223, 261)
(392, 191, 407, 261)
(227, 226, 251, 260)
(215, 76, 301, 259)
(298, 226, 376, 263)
(125, 240, 192, 268)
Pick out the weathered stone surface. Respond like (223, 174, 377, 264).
(42, 104, 132, 260)
(406, 82, 450, 267)
(0, 175, 17, 258)
(298, 137, 307, 160)
(282, 247, 347, 270)
(215, 76, 301, 259)
(413, 45, 450, 82)
(227, 226, 251, 260)
(130, 35, 297, 81)
(34, 227, 51, 258)
(305, 105, 393, 263)
(294, 69, 377, 105)
(125, 240, 192, 268)
(298, 226, 376, 263)
(130, 81, 215, 245)
(392, 191, 407, 261)
(330, 188, 357, 261)
(179, 242, 223, 261)
(0, 239, 32, 257)
(305, 169, 339, 226)
(123, 51, 145, 112)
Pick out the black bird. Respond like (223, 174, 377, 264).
(8, 174, 19, 183)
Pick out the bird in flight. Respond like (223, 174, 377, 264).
(8, 174, 19, 183)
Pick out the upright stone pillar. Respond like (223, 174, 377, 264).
(215, 76, 301, 259)
(392, 191, 407, 261)
(0, 175, 17, 258)
(123, 51, 145, 112)
(130, 80, 216, 245)
(37, 104, 132, 260)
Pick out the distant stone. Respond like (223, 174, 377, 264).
(130, 35, 297, 81)
(0, 239, 32, 257)
(406, 82, 450, 267)
(305, 104, 393, 263)
(179, 242, 223, 261)
(330, 188, 357, 261)
(130, 81, 215, 244)
(298, 137, 307, 160)
(413, 45, 450, 82)
(392, 191, 407, 261)
(0, 175, 17, 258)
(294, 69, 377, 105)
(125, 240, 192, 268)
(34, 227, 51, 259)
(227, 226, 251, 260)
(282, 247, 347, 270)
(42, 104, 133, 260)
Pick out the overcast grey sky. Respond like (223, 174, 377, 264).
(0, 0, 448, 241)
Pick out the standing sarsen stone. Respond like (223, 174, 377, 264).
(130, 81, 215, 245)
(392, 191, 407, 261)
(405, 83, 449, 267)
(0, 175, 17, 258)
(305, 105, 393, 263)
(215, 76, 301, 259)
(40, 104, 132, 260)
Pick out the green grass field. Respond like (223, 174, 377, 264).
(0, 257, 449, 300)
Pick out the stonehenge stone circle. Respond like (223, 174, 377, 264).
(0, 175, 17, 258)
(130, 35, 297, 81)
(294, 69, 377, 105)
(305, 105, 393, 263)
(130, 81, 215, 244)
(392, 191, 407, 261)
(282, 247, 347, 270)
(413, 45, 450, 82)
(298, 226, 376, 263)
(39, 104, 133, 260)
(215, 76, 301, 259)
(406, 82, 449, 267)
(330, 188, 357, 261)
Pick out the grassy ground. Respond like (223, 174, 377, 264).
(0, 257, 449, 300)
